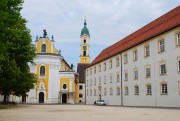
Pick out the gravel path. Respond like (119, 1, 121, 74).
(0, 104, 180, 121)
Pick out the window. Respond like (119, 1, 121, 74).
(94, 66, 96, 74)
(86, 90, 88, 96)
(134, 70, 138, 80)
(90, 79, 92, 86)
(160, 64, 166, 75)
(104, 62, 106, 71)
(109, 60, 112, 69)
(90, 89, 92, 96)
(144, 45, 150, 57)
(40, 83, 44, 89)
(161, 83, 168, 95)
(63, 84, 67, 89)
(178, 81, 180, 95)
(158, 40, 165, 53)
(79, 85, 83, 90)
(134, 86, 139, 95)
(99, 77, 101, 85)
(145, 68, 151, 78)
(104, 88, 107, 96)
(41, 44, 46, 52)
(99, 64, 101, 72)
(133, 50, 138, 61)
(110, 87, 113, 95)
(124, 87, 128, 95)
(94, 89, 96, 96)
(40, 66, 45, 76)
(117, 74, 120, 82)
(86, 80, 88, 87)
(116, 57, 119, 67)
(178, 60, 180, 72)
(86, 69, 88, 76)
(124, 54, 128, 64)
(125, 72, 128, 81)
(79, 94, 83, 98)
(146, 85, 152, 95)
(110, 75, 113, 83)
(83, 51, 86, 56)
(104, 76, 106, 84)
(94, 78, 96, 85)
(176, 33, 180, 46)
(116, 87, 120, 95)
(84, 39, 86, 43)
(90, 68, 92, 75)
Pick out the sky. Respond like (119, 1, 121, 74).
(21, 0, 180, 70)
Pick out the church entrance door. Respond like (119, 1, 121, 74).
(39, 92, 44, 103)
(62, 94, 67, 103)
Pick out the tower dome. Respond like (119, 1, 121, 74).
(80, 18, 90, 37)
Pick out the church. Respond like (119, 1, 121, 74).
(0, 30, 79, 104)
(27, 30, 79, 104)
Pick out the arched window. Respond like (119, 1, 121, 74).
(84, 39, 86, 43)
(40, 66, 45, 76)
(41, 44, 46, 52)
(83, 51, 86, 56)
(63, 84, 67, 89)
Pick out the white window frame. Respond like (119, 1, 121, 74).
(116, 87, 120, 95)
(94, 89, 96, 96)
(125, 72, 128, 81)
(134, 85, 139, 95)
(104, 62, 106, 71)
(94, 78, 96, 85)
(134, 70, 138, 80)
(94, 66, 96, 74)
(110, 75, 113, 83)
(145, 68, 151, 78)
(133, 50, 138, 61)
(110, 87, 113, 95)
(104, 75, 106, 84)
(99, 77, 101, 85)
(116, 57, 119, 67)
(104, 88, 107, 96)
(124, 54, 128, 64)
(144, 45, 150, 57)
(161, 83, 168, 95)
(109, 60, 112, 69)
(159, 39, 165, 53)
(146, 84, 152, 95)
(99, 64, 101, 72)
(176, 33, 180, 46)
(160, 64, 166, 75)
(117, 74, 120, 82)
(124, 86, 129, 95)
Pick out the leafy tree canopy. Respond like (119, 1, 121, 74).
(0, 0, 36, 103)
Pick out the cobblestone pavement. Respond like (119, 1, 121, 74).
(0, 104, 180, 121)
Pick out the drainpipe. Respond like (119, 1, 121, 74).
(120, 53, 123, 106)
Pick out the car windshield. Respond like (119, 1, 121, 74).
(100, 100, 105, 102)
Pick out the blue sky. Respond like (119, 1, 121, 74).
(21, 0, 180, 70)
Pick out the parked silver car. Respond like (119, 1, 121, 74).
(95, 100, 106, 106)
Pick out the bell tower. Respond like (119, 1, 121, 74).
(80, 17, 90, 64)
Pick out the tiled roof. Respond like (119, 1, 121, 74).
(88, 6, 180, 68)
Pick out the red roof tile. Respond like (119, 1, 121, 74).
(88, 6, 180, 68)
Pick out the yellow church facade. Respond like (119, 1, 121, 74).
(28, 30, 79, 104)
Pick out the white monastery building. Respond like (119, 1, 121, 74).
(86, 6, 180, 107)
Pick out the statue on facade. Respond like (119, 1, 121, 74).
(43, 29, 47, 38)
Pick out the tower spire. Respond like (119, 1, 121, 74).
(84, 16, 87, 26)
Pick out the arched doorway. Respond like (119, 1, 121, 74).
(39, 92, 44, 103)
(62, 94, 67, 103)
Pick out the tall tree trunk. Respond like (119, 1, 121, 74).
(3, 94, 7, 104)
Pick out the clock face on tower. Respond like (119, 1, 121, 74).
(83, 46, 87, 50)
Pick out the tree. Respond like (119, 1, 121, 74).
(0, 0, 36, 104)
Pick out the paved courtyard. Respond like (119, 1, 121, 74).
(0, 104, 180, 121)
